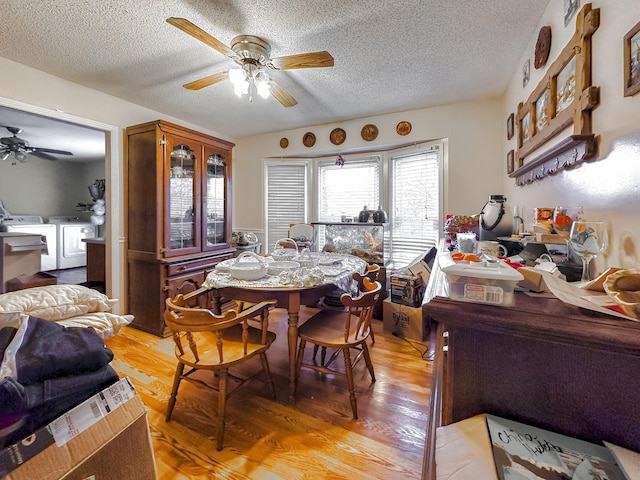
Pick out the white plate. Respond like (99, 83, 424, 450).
(321, 267, 348, 277)
(318, 254, 342, 266)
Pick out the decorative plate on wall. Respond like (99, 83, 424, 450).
(534, 26, 552, 69)
(303, 132, 316, 147)
(396, 121, 412, 136)
(280, 137, 289, 149)
(330, 128, 346, 145)
(361, 124, 378, 141)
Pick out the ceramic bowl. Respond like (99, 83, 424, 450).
(228, 251, 268, 281)
(293, 248, 317, 269)
(268, 261, 300, 275)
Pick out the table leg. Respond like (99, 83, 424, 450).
(287, 292, 301, 404)
(210, 292, 222, 314)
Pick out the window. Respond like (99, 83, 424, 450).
(317, 157, 380, 222)
(263, 142, 442, 266)
(264, 161, 308, 252)
(389, 145, 441, 266)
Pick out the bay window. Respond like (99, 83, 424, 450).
(264, 141, 442, 267)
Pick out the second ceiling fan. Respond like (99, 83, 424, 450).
(167, 17, 335, 107)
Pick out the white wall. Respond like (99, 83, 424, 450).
(502, 0, 640, 270)
(0, 159, 104, 218)
(233, 99, 505, 238)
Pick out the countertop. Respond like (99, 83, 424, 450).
(81, 237, 105, 245)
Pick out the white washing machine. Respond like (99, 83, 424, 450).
(48, 216, 97, 269)
(0, 215, 57, 271)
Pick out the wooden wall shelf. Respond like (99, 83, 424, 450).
(512, 4, 600, 185)
(509, 134, 597, 185)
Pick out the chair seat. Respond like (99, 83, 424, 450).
(298, 309, 370, 347)
(175, 324, 276, 369)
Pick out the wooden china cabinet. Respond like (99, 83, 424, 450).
(125, 120, 235, 337)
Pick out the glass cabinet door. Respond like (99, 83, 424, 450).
(203, 146, 227, 250)
(166, 136, 201, 255)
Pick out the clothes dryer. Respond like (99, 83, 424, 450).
(48, 216, 97, 269)
(0, 215, 57, 271)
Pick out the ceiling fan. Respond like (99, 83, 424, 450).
(0, 126, 73, 163)
(166, 17, 334, 107)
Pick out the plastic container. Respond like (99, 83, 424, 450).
(439, 252, 523, 306)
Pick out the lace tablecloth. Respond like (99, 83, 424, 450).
(201, 253, 366, 292)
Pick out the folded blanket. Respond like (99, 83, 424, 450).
(0, 316, 113, 384)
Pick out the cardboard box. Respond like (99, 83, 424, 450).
(390, 272, 426, 307)
(382, 297, 427, 341)
(1, 378, 157, 480)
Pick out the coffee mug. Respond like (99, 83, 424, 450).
(477, 240, 507, 257)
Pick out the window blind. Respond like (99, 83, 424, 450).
(265, 163, 307, 251)
(390, 147, 441, 266)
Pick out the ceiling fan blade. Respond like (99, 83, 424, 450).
(269, 80, 298, 107)
(31, 147, 73, 155)
(166, 18, 237, 59)
(270, 51, 334, 70)
(183, 71, 229, 90)
(29, 151, 58, 161)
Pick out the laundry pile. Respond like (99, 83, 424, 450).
(0, 316, 119, 447)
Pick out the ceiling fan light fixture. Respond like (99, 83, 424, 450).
(254, 70, 271, 98)
(229, 64, 271, 101)
(15, 151, 28, 163)
(0, 152, 9, 161)
(229, 67, 249, 97)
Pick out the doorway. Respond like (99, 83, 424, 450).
(0, 96, 123, 310)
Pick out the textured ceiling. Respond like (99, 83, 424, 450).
(0, 0, 549, 154)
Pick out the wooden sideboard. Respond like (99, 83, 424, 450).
(421, 292, 640, 479)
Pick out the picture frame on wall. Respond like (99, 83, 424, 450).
(624, 20, 640, 97)
(564, 0, 580, 27)
(507, 150, 515, 174)
(507, 113, 514, 140)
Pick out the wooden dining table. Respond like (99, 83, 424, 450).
(201, 253, 367, 403)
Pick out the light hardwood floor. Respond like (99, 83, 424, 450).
(106, 306, 433, 479)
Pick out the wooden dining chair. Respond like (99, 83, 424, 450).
(294, 277, 382, 419)
(164, 293, 278, 451)
(352, 263, 382, 344)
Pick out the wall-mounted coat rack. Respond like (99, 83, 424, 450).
(510, 3, 600, 186)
